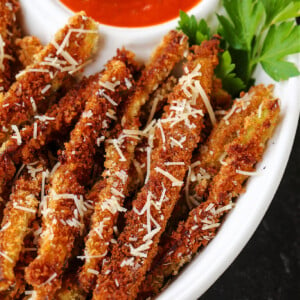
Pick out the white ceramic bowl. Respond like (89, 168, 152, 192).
(19, 0, 220, 75)
(18, 1, 300, 299)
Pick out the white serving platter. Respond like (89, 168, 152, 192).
(19, 1, 300, 299)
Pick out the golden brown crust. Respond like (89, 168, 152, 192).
(93, 39, 219, 300)
(191, 84, 274, 200)
(78, 30, 188, 293)
(0, 70, 100, 219)
(24, 52, 135, 299)
(140, 96, 280, 296)
(15, 36, 43, 67)
(0, 12, 99, 143)
(0, 160, 48, 291)
(0, 0, 20, 93)
(1, 74, 98, 164)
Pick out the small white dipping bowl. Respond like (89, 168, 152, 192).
(19, 0, 220, 75)
(18, 1, 300, 299)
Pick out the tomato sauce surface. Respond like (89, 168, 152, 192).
(60, 0, 201, 27)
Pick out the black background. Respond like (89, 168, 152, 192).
(201, 124, 300, 299)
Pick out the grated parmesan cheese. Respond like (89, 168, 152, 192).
(154, 167, 183, 187)
(30, 97, 37, 112)
(129, 239, 152, 258)
(39, 273, 57, 287)
(0, 221, 10, 232)
(236, 169, 261, 176)
(202, 223, 220, 230)
(87, 268, 99, 275)
(101, 196, 127, 214)
(164, 162, 185, 166)
(33, 122, 38, 139)
(120, 257, 135, 267)
(111, 139, 126, 161)
(0, 34, 5, 72)
(41, 84, 52, 94)
(82, 110, 93, 118)
(0, 251, 13, 263)
(144, 147, 152, 184)
(124, 77, 132, 89)
(13, 204, 36, 213)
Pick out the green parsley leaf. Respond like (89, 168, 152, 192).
(261, 0, 300, 26)
(177, 11, 211, 45)
(196, 19, 211, 44)
(259, 21, 300, 80)
(177, 11, 244, 96)
(215, 51, 246, 95)
(217, 0, 265, 51)
(176, 0, 300, 95)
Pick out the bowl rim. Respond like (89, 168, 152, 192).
(17, 1, 300, 299)
(56, 0, 219, 32)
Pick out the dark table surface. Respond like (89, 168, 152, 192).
(201, 124, 300, 300)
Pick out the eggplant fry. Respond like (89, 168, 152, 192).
(140, 96, 280, 296)
(189, 84, 274, 203)
(0, 159, 48, 291)
(1, 74, 99, 164)
(0, 0, 20, 93)
(24, 51, 135, 299)
(163, 85, 274, 236)
(0, 76, 91, 207)
(0, 12, 99, 144)
(78, 30, 188, 293)
(129, 77, 234, 196)
(93, 39, 220, 300)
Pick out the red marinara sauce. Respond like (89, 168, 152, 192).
(60, 0, 201, 27)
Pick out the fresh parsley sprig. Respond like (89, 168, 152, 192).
(177, 0, 300, 96)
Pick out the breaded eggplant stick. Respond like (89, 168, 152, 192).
(140, 96, 280, 296)
(0, 74, 98, 163)
(189, 84, 274, 202)
(15, 36, 43, 68)
(0, 0, 20, 93)
(25, 52, 135, 299)
(162, 85, 274, 233)
(78, 30, 188, 292)
(129, 77, 234, 195)
(0, 12, 98, 144)
(87, 75, 178, 213)
(0, 160, 48, 291)
(94, 39, 220, 300)
(0, 76, 94, 205)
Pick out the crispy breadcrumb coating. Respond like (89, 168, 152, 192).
(192, 85, 274, 200)
(0, 0, 20, 93)
(140, 95, 280, 296)
(1, 74, 98, 164)
(25, 51, 135, 299)
(93, 39, 220, 300)
(79, 31, 188, 293)
(0, 12, 99, 144)
(0, 160, 48, 291)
